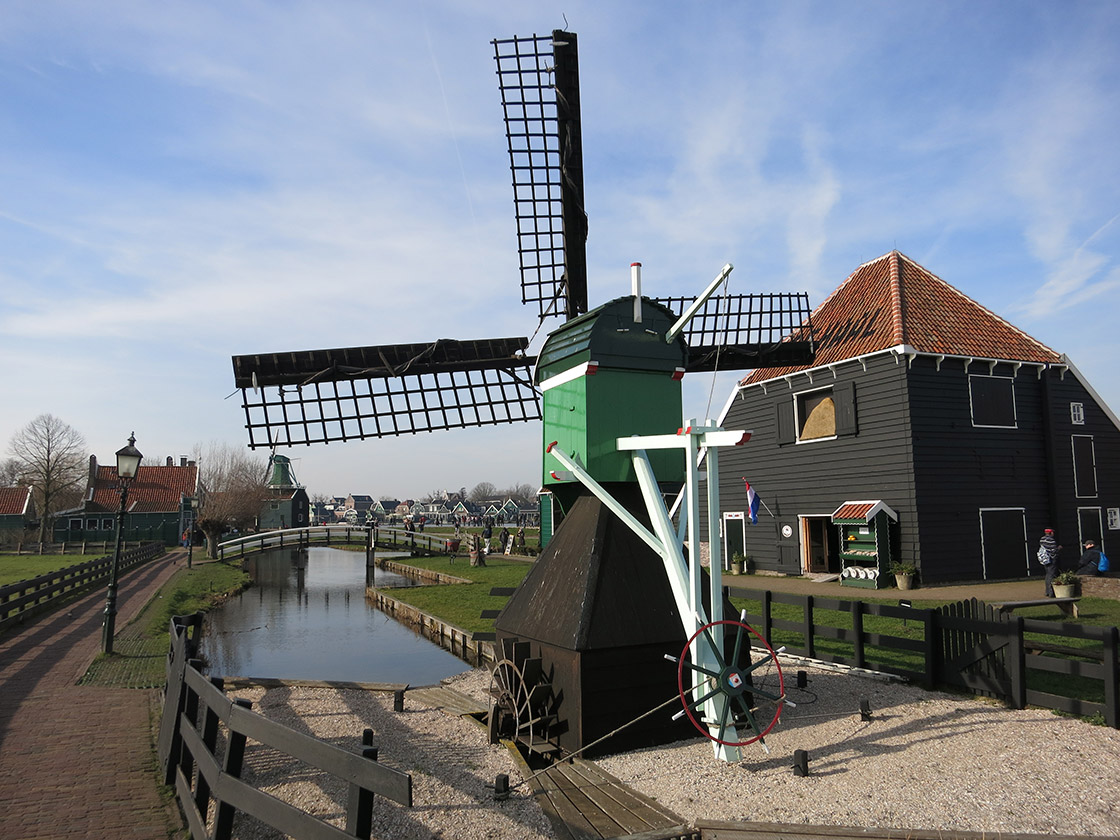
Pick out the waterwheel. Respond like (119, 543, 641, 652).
(487, 638, 559, 758)
(674, 612, 789, 749)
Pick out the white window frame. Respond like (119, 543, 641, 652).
(1070, 402, 1085, 425)
(969, 374, 1018, 429)
(1072, 434, 1098, 499)
(794, 385, 837, 444)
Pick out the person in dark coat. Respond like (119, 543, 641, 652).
(1040, 529, 1062, 597)
(1075, 539, 1102, 576)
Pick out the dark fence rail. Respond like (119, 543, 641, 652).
(0, 542, 164, 632)
(1, 539, 152, 555)
(734, 590, 1119, 727)
(159, 614, 412, 839)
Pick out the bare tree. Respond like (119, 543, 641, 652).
(469, 481, 497, 503)
(194, 442, 270, 558)
(0, 457, 23, 487)
(503, 483, 536, 507)
(6, 414, 88, 542)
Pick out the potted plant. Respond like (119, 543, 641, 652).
(1053, 570, 1078, 598)
(731, 552, 745, 575)
(890, 561, 918, 591)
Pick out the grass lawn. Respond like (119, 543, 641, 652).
(374, 555, 531, 635)
(79, 560, 251, 688)
(0, 554, 100, 585)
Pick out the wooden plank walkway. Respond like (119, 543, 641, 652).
(407, 685, 488, 717)
(528, 758, 691, 840)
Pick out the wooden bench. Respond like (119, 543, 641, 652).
(993, 597, 1080, 618)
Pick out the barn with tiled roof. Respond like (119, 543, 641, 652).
(55, 455, 199, 545)
(714, 251, 1119, 585)
(0, 486, 36, 532)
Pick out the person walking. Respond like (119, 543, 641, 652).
(1039, 528, 1062, 597)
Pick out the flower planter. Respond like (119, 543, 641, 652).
(1053, 583, 1075, 598)
(896, 573, 915, 591)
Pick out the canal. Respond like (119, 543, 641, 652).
(200, 546, 471, 685)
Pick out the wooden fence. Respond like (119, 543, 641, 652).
(736, 591, 1120, 727)
(1, 539, 151, 555)
(159, 614, 412, 839)
(0, 542, 165, 632)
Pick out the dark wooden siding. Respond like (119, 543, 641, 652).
(1042, 368, 1120, 558)
(715, 353, 917, 574)
(907, 357, 1052, 582)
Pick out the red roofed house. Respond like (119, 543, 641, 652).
(0, 486, 37, 533)
(56, 455, 200, 545)
(712, 251, 1119, 586)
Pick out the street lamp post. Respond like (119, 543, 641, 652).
(102, 433, 143, 655)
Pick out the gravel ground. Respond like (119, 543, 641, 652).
(224, 663, 1120, 839)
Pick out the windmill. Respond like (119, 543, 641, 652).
(231, 30, 814, 761)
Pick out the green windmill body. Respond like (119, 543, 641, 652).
(537, 294, 687, 503)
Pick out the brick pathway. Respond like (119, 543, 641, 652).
(0, 550, 187, 839)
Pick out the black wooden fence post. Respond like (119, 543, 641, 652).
(1009, 616, 1026, 709)
(1104, 625, 1119, 728)
(346, 745, 381, 838)
(212, 698, 253, 840)
(851, 600, 865, 669)
(194, 676, 225, 822)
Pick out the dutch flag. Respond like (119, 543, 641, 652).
(743, 480, 761, 525)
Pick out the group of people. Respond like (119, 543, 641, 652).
(1038, 528, 1110, 597)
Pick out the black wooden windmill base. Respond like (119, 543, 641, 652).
(493, 485, 736, 759)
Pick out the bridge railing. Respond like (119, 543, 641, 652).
(217, 525, 455, 560)
(217, 526, 370, 560)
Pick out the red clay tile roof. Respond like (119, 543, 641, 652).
(831, 500, 898, 523)
(0, 486, 33, 516)
(87, 463, 198, 514)
(743, 251, 1061, 385)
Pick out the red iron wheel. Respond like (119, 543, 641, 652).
(676, 616, 786, 748)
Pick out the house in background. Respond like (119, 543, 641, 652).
(0, 486, 36, 534)
(712, 251, 1119, 586)
(57, 455, 200, 545)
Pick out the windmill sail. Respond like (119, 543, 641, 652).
(232, 338, 539, 449)
(493, 30, 587, 321)
(654, 292, 816, 372)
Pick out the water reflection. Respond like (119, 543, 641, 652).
(200, 546, 470, 685)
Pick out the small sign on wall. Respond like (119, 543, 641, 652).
(1108, 508, 1120, 530)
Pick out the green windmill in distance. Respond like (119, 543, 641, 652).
(229, 29, 815, 763)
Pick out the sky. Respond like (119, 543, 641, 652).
(2, 1, 1118, 501)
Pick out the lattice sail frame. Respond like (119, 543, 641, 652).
(656, 292, 816, 371)
(493, 30, 587, 322)
(233, 338, 540, 449)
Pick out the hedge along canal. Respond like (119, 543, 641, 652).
(199, 546, 472, 686)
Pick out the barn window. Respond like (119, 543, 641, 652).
(969, 375, 1016, 428)
(86, 519, 98, 531)
(777, 381, 857, 445)
(1073, 435, 1097, 498)
(1070, 402, 1085, 425)
(797, 387, 836, 441)
(69, 518, 83, 530)
(102, 518, 114, 530)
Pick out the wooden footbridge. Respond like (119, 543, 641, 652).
(216, 524, 452, 561)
